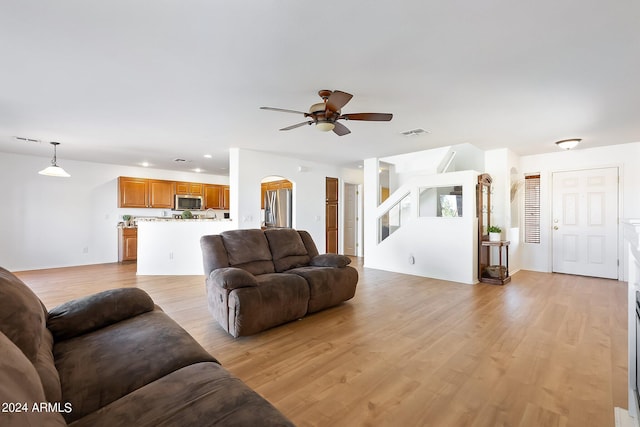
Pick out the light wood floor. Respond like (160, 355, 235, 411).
(16, 261, 627, 427)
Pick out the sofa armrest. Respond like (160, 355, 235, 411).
(209, 267, 259, 290)
(310, 254, 352, 268)
(47, 288, 155, 341)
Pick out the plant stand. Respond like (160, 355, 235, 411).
(479, 240, 511, 285)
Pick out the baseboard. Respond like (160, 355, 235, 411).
(615, 407, 638, 427)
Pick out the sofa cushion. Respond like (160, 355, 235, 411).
(0, 267, 46, 363)
(0, 331, 66, 427)
(54, 309, 218, 423)
(200, 235, 230, 276)
(48, 287, 155, 341)
(221, 229, 275, 275)
(265, 228, 311, 272)
(286, 266, 359, 313)
(227, 273, 309, 337)
(68, 362, 295, 427)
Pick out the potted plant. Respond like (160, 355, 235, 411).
(488, 225, 502, 242)
(122, 214, 132, 227)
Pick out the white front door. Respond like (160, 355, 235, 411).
(552, 167, 618, 279)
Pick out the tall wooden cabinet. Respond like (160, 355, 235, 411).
(477, 173, 510, 284)
(326, 177, 339, 254)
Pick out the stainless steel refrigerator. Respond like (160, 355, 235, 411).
(264, 188, 292, 228)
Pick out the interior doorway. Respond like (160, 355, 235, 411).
(343, 183, 358, 256)
(551, 167, 618, 279)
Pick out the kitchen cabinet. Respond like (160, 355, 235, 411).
(118, 177, 174, 208)
(118, 177, 148, 208)
(175, 182, 203, 196)
(204, 184, 230, 209)
(118, 227, 137, 262)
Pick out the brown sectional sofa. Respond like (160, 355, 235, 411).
(200, 228, 358, 337)
(0, 267, 294, 427)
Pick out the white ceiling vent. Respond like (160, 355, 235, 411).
(14, 136, 42, 143)
(400, 128, 429, 137)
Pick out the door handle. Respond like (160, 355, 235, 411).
(553, 226, 559, 230)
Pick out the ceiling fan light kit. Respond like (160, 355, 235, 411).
(261, 89, 393, 136)
(555, 138, 582, 150)
(39, 142, 71, 177)
(316, 121, 335, 132)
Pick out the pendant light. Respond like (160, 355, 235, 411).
(39, 142, 71, 177)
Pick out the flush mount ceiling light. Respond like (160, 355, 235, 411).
(555, 138, 582, 150)
(38, 142, 70, 177)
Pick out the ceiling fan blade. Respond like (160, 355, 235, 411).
(333, 121, 351, 136)
(340, 113, 393, 121)
(326, 90, 353, 112)
(279, 121, 312, 131)
(260, 106, 307, 115)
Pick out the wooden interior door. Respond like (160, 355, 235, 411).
(326, 177, 339, 254)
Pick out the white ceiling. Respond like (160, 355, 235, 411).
(1, 1, 639, 174)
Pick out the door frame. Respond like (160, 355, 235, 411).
(548, 164, 624, 280)
(343, 182, 363, 257)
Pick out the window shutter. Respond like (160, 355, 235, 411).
(524, 174, 541, 244)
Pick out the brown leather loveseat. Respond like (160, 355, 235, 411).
(200, 228, 358, 337)
(0, 267, 294, 427)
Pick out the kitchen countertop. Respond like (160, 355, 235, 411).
(136, 217, 232, 222)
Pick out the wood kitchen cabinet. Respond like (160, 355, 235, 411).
(204, 185, 230, 209)
(118, 177, 148, 208)
(175, 182, 203, 196)
(118, 177, 174, 208)
(118, 227, 137, 262)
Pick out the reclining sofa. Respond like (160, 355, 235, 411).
(200, 228, 358, 337)
(0, 267, 294, 427)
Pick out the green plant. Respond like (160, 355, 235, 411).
(181, 210, 193, 219)
(488, 225, 502, 233)
(122, 215, 132, 222)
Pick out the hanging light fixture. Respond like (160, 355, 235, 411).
(38, 142, 70, 177)
(555, 138, 582, 150)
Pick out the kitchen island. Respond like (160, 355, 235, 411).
(136, 218, 236, 275)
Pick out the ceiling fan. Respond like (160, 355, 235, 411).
(260, 90, 393, 136)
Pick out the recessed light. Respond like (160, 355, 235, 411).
(204, 154, 212, 159)
(140, 162, 150, 167)
(193, 168, 202, 173)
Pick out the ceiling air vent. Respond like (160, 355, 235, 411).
(400, 128, 429, 137)
(14, 136, 42, 143)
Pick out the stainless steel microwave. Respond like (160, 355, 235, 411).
(175, 194, 203, 211)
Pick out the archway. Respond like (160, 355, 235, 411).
(260, 176, 294, 228)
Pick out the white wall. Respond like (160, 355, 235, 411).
(519, 142, 640, 279)
(484, 148, 522, 274)
(363, 163, 479, 284)
(229, 148, 356, 253)
(0, 152, 228, 271)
